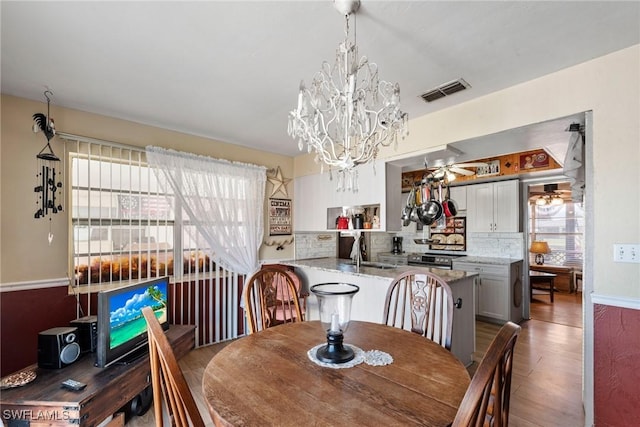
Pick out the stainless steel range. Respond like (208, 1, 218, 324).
(407, 253, 465, 270)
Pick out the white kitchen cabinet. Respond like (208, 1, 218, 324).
(449, 185, 467, 211)
(293, 161, 402, 232)
(466, 180, 519, 232)
(293, 173, 328, 232)
(452, 259, 523, 324)
(332, 160, 389, 210)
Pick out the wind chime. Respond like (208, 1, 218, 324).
(33, 90, 63, 244)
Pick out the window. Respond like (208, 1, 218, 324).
(529, 201, 584, 267)
(69, 141, 214, 286)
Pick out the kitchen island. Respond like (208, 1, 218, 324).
(281, 257, 477, 366)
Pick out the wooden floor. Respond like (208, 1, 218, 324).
(127, 292, 584, 426)
(473, 291, 585, 426)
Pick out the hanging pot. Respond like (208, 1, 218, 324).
(401, 187, 415, 226)
(415, 185, 429, 224)
(443, 185, 458, 217)
(419, 183, 443, 225)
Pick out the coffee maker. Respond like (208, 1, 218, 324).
(392, 236, 403, 254)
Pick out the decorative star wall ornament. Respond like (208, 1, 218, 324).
(267, 166, 291, 197)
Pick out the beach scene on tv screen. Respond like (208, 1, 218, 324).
(109, 284, 168, 349)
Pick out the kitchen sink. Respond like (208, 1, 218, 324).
(346, 261, 397, 270)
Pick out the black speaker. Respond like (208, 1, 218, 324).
(37, 326, 81, 369)
(130, 385, 153, 416)
(70, 315, 98, 353)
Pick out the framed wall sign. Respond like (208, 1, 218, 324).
(269, 198, 292, 236)
(520, 150, 549, 170)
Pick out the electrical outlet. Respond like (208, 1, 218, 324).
(613, 244, 640, 263)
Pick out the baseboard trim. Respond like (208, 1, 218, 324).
(0, 277, 70, 293)
(591, 293, 640, 310)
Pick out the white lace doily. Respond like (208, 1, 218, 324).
(307, 343, 365, 369)
(364, 350, 393, 366)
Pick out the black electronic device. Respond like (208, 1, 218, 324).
(61, 378, 87, 391)
(37, 326, 81, 369)
(392, 236, 403, 254)
(70, 315, 98, 353)
(95, 276, 170, 368)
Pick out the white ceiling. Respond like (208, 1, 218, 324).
(2, 1, 639, 162)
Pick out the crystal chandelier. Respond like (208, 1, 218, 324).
(287, 0, 408, 191)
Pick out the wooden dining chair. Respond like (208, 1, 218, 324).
(383, 269, 454, 350)
(262, 264, 308, 321)
(452, 321, 521, 427)
(141, 307, 205, 427)
(243, 266, 304, 334)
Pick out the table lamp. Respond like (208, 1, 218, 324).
(310, 283, 359, 364)
(530, 241, 551, 265)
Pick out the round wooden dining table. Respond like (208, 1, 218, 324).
(202, 321, 470, 426)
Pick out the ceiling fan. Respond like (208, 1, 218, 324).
(425, 161, 489, 181)
(529, 183, 571, 205)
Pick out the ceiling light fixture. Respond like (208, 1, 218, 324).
(550, 196, 564, 205)
(534, 194, 564, 206)
(288, 0, 408, 191)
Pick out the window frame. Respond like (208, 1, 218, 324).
(528, 200, 584, 267)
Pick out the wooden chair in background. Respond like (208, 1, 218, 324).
(452, 321, 521, 427)
(141, 307, 205, 427)
(243, 266, 304, 334)
(262, 264, 308, 322)
(382, 269, 454, 350)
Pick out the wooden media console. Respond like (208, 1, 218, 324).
(1, 324, 195, 426)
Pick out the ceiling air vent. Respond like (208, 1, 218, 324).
(420, 78, 470, 103)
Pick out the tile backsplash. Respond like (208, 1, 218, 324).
(294, 233, 337, 259)
(294, 229, 524, 260)
(294, 232, 394, 260)
(466, 232, 524, 258)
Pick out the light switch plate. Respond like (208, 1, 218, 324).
(613, 244, 639, 263)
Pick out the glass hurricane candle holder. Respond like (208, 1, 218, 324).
(310, 282, 360, 364)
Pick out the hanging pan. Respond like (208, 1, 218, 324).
(443, 184, 458, 217)
(419, 182, 443, 225)
(401, 187, 415, 226)
(410, 186, 422, 223)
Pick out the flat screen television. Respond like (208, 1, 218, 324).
(95, 276, 170, 368)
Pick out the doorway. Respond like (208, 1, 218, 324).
(524, 178, 584, 328)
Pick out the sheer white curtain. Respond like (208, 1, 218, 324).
(146, 146, 267, 275)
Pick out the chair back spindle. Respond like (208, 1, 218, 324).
(244, 266, 304, 334)
(383, 269, 454, 350)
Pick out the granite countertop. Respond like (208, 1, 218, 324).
(377, 252, 410, 257)
(453, 256, 523, 265)
(282, 257, 477, 284)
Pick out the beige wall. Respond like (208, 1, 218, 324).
(296, 44, 640, 300)
(0, 95, 295, 284)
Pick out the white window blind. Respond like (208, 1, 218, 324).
(66, 137, 176, 286)
(61, 134, 244, 345)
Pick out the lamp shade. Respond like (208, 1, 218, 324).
(529, 241, 550, 254)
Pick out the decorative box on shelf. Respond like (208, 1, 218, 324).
(475, 160, 501, 177)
